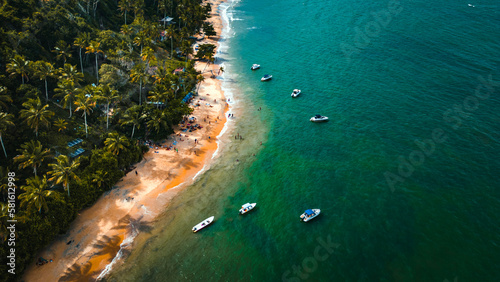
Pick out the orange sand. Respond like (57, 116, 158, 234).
(22, 1, 228, 281)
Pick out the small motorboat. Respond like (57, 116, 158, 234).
(261, 74, 272, 81)
(310, 115, 329, 122)
(251, 64, 260, 70)
(291, 89, 301, 98)
(239, 203, 257, 215)
(300, 209, 321, 222)
(192, 216, 215, 232)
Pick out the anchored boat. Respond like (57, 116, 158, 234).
(261, 74, 272, 81)
(291, 89, 301, 98)
(310, 115, 328, 122)
(192, 216, 214, 232)
(239, 203, 257, 215)
(300, 209, 321, 222)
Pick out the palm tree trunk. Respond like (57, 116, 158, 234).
(67, 183, 70, 197)
(34, 165, 37, 177)
(125, 10, 127, 25)
(170, 37, 173, 58)
(131, 124, 135, 139)
(95, 53, 99, 84)
(84, 111, 88, 138)
(106, 102, 110, 130)
(79, 48, 84, 73)
(69, 100, 72, 118)
(139, 78, 142, 105)
(0, 134, 7, 158)
(22, 75, 25, 85)
(45, 79, 49, 101)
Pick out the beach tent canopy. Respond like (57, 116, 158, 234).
(181, 92, 194, 103)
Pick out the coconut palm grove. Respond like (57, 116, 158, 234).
(0, 0, 216, 279)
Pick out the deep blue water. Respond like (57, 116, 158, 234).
(106, 0, 500, 281)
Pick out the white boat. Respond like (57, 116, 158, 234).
(192, 216, 215, 232)
(300, 209, 321, 222)
(310, 115, 329, 122)
(239, 203, 257, 215)
(261, 74, 272, 81)
(251, 64, 260, 70)
(291, 89, 301, 98)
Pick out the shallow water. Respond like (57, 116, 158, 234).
(106, 0, 500, 281)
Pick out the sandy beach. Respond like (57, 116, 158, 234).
(22, 1, 228, 281)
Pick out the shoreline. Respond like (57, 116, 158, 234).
(22, 0, 229, 280)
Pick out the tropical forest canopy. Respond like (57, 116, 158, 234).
(0, 0, 216, 280)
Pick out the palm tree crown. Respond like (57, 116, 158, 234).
(74, 91, 96, 138)
(0, 112, 14, 158)
(48, 155, 80, 197)
(19, 175, 53, 213)
(55, 79, 80, 118)
(19, 97, 54, 137)
(14, 140, 52, 177)
(104, 132, 129, 155)
(6, 55, 31, 84)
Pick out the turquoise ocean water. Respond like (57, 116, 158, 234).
(105, 0, 500, 281)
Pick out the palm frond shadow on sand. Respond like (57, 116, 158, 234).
(58, 261, 98, 282)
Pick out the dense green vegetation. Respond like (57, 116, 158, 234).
(0, 0, 216, 280)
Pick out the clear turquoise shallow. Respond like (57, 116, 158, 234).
(106, 0, 500, 281)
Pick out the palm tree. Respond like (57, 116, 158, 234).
(14, 140, 52, 177)
(33, 61, 56, 101)
(146, 109, 170, 134)
(159, 0, 168, 27)
(148, 85, 169, 108)
(104, 132, 129, 155)
(58, 63, 84, 85)
(19, 98, 54, 138)
(52, 40, 73, 65)
(196, 74, 205, 94)
(74, 92, 96, 138)
(55, 79, 80, 117)
(141, 46, 157, 65)
(48, 155, 80, 197)
(19, 175, 53, 213)
(0, 112, 14, 158)
(92, 170, 110, 189)
(86, 41, 103, 83)
(118, 0, 133, 25)
(96, 84, 119, 130)
(74, 32, 91, 73)
(152, 66, 170, 85)
(121, 105, 144, 139)
(0, 167, 9, 201)
(133, 31, 149, 60)
(132, 0, 145, 17)
(53, 118, 68, 133)
(0, 87, 13, 110)
(120, 24, 134, 36)
(165, 25, 176, 58)
(130, 63, 148, 105)
(6, 55, 30, 84)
